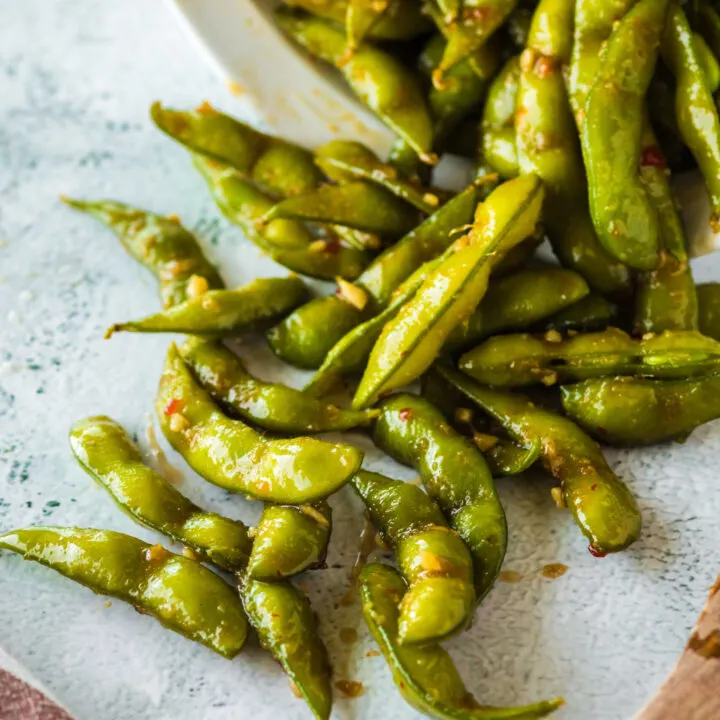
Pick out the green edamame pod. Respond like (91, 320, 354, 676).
(106, 276, 309, 338)
(360, 564, 564, 720)
(268, 182, 482, 369)
(540, 294, 618, 333)
(446, 268, 591, 351)
(515, 0, 632, 298)
(373, 393, 507, 601)
(353, 175, 544, 409)
(433, 0, 519, 82)
(695, 4, 720, 67)
(560, 374, 720, 446)
(315, 140, 437, 212)
(151, 102, 321, 197)
(62, 199, 223, 309)
(264, 181, 421, 237)
(693, 32, 720, 93)
(388, 137, 431, 184)
(438, 365, 642, 554)
(275, 9, 434, 159)
(662, 2, 720, 225)
(284, 0, 430, 41)
(69, 415, 252, 572)
(581, 0, 667, 271)
(635, 118, 698, 334)
(246, 502, 332, 580)
(0, 527, 248, 658)
(179, 337, 377, 433)
(241, 578, 332, 720)
(459, 328, 720, 387)
(352, 470, 475, 645)
(193, 156, 370, 281)
(479, 56, 520, 179)
(156, 344, 363, 503)
(698, 282, 720, 340)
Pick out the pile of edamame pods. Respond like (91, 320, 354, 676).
(5, 0, 720, 717)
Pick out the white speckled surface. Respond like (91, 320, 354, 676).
(2, 1, 720, 719)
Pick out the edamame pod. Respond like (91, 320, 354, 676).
(373, 393, 506, 602)
(246, 502, 332, 580)
(459, 328, 720, 387)
(439, 365, 642, 554)
(692, 32, 720, 93)
(179, 337, 377, 433)
(360, 564, 564, 720)
(581, 0, 667, 270)
(242, 578, 332, 720)
(156, 344, 363, 503)
(263, 180, 421, 237)
(0, 527, 248, 658)
(151, 102, 321, 197)
(662, 2, 720, 225)
(193, 156, 370, 281)
(515, 0, 632, 298)
(540, 294, 618, 333)
(275, 9, 434, 158)
(62, 199, 223, 309)
(69, 416, 252, 572)
(353, 175, 544, 409)
(698, 282, 720, 340)
(352, 470, 475, 645)
(560, 374, 720, 446)
(315, 140, 438, 212)
(106, 276, 309, 338)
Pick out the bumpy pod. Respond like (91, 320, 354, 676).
(540, 294, 618, 333)
(156, 344, 363, 503)
(0, 527, 248, 658)
(459, 328, 720, 387)
(69, 415, 252, 571)
(106, 276, 309, 338)
(372, 393, 506, 602)
(439, 365, 642, 554)
(560, 374, 720, 446)
(360, 564, 564, 720)
(62, 198, 223, 308)
(352, 470, 475, 645)
(179, 337, 377, 433)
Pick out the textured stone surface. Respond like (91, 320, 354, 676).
(1, 1, 720, 719)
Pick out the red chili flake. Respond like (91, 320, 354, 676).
(590, 483, 598, 491)
(641, 146, 665, 168)
(164, 398, 182, 416)
(325, 238, 341, 255)
(398, 408, 413, 421)
(588, 545, 607, 558)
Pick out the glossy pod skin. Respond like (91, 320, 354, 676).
(479, 56, 520, 179)
(315, 140, 437, 213)
(156, 344, 363, 503)
(275, 9, 434, 159)
(445, 268, 591, 352)
(540, 294, 618, 333)
(580, 0, 667, 271)
(352, 470, 475, 645)
(241, 578, 332, 720)
(439, 365, 642, 554)
(459, 328, 720, 387)
(514, 0, 632, 299)
(193, 156, 370, 281)
(62, 199, 223, 309)
(151, 102, 321, 198)
(179, 337, 377, 433)
(69, 416, 252, 572)
(360, 564, 564, 720)
(267, 182, 482, 369)
(662, 3, 720, 224)
(353, 175, 545, 409)
(560, 374, 720, 446)
(698, 283, 720, 341)
(106, 276, 309, 338)
(246, 502, 331, 580)
(0, 527, 248, 658)
(263, 180, 421, 237)
(372, 393, 506, 602)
